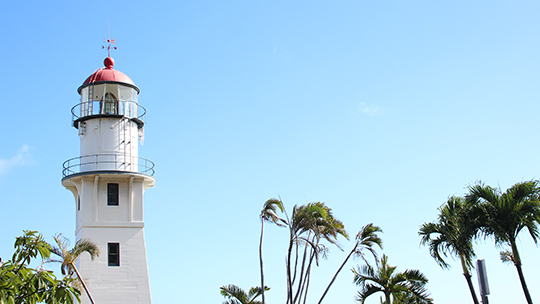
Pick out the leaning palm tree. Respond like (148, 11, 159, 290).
(353, 254, 432, 304)
(419, 196, 481, 304)
(220, 284, 269, 304)
(467, 181, 540, 304)
(259, 198, 286, 304)
(49, 234, 100, 304)
(318, 223, 383, 304)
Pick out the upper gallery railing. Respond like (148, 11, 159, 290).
(71, 100, 147, 128)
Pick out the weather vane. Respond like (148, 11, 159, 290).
(102, 23, 117, 57)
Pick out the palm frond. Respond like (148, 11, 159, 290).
(220, 284, 267, 304)
(261, 198, 287, 226)
(353, 254, 431, 304)
(419, 195, 480, 270)
(221, 284, 248, 303)
(355, 284, 383, 304)
(72, 239, 100, 261)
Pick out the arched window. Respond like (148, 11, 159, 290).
(102, 92, 119, 114)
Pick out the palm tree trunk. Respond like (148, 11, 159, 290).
(296, 245, 314, 304)
(287, 238, 294, 304)
(302, 265, 312, 304)
(318, 244, 358, 304)
(292, 238, 302, 287)
(301, 248, 316, 304)
(515, 263, 533, 304)
(259, 219, 266, 304)
(511, 241, 533, 304)
(71, 263, 96, 304)
(385, 290, 391, 304)
(460, 255, 480, 304)
(463, 272, 480, 304)
(294, 242, 310, 303)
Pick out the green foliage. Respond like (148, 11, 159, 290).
(247, 198, 424, 304)
(49, 234, 100, 277)
(0, 231, 80, 304)
(352, 254, 432, 304)
(392, 291, 434, 304)
(419, 196, 481, 270)
(419, 196, 481, 304)
(286, 202, 349, 304)
(467, 180, 540, 304)
(317, 223, 383, 304)
(467, 181, 540, 254)
(256, 199, 387, 304)
(261, 198, 286, 227)
(353, 223, 384, 265)
(420, 180, 540, 304)
(220, 284, 269, 304)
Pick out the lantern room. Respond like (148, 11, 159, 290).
(71, 57, 146, 129)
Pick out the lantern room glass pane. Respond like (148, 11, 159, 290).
(118, 86, 134, 102)
(77, 84, 140, 119)
(80, 87, 91, 117)
(92, 84, 106, 102)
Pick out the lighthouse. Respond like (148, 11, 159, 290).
(62, 55, 155, 304)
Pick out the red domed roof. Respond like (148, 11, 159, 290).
(78, 57, 139, 94)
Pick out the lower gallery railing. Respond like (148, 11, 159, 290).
(62, 154, 155, 177)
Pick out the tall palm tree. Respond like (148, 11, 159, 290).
(353, 254, 432, 304)
(286, 202, 348, 304)
(467, 181, 540, 304)
(220, 284, 269, 304)
(419, 196, 481, 304)
(318, 223, 383, 304)
(259, 198, 286, 304)
(49, 234, 100, 304)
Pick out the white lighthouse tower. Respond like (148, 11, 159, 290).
(62, 55, 154, 304)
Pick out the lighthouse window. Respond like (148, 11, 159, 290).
(108, 243, 120, 266)
(107, 183, 119, 206)
(102, 92, 119, 114)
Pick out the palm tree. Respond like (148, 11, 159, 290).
(220, 284, 269, 304)
(353, 254, 432, 304)
(467, 181, 540, 304)
(259, 198, 286, 304)
(419, 196, 481, 304)
(286, 202, 348, 304)
(49, 234, 100, 304)
(318, 223, 383, 304)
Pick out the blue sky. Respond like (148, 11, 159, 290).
(2, 1, 540, 303)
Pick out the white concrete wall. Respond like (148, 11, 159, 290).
(76, 227, 152, 304)
(80, 118, 139, 172)
(63, 172, 154, 304)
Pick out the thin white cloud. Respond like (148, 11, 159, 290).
(272, 44, 291, 60)
(357, 102, 381, 116)
(0, 145, 32, 175)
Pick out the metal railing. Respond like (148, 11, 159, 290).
(62, 154, 155, 178)
(71, 100, 147, 125)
